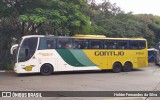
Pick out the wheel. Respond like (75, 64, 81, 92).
(40, 64, 53, 75)
(123, 62, 132, 72)
(112, 62, 122, 73)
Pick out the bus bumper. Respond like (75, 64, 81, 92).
(14, 63, 39, 74)
(14, 64, 19, 74)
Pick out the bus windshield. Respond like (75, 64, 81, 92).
(18, 37, 38, 62)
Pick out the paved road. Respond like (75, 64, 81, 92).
(0, 63, 160, 100)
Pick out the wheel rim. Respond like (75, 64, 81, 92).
(43, 66, 50, 73)
(115, 65, 120, 71)
(124, 62, 132, 72)
(113, 63, 122, 72)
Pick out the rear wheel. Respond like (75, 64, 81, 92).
(123, 62, 132, 72)
(40, 64, 53, 75)
(112, 62, 122, 73)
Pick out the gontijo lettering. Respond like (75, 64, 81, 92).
(95, 51, 124, 56)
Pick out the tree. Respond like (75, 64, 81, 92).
(0, 0, 92, 69)
(18, 0, 91, 36)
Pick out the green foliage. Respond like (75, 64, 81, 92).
(88, 1, 158, 47)
(1, 0, 160, 70)
(18, 0, 91, 35)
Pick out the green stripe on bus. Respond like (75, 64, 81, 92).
(56, 49, 84, 66)
(69, 50, 96, 66)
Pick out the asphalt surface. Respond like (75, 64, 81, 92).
(0, 63, 160, 100)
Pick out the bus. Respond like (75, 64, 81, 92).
(11, 35, 148, 75)
(155, 42, 160, 65)
(148, 48, 156, 62)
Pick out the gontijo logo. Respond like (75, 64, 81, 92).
(95, 51, 124, 56)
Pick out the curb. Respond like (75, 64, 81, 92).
(0, 70, 5, 72)
(0, 70, 13, 72)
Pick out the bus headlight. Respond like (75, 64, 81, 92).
(23, 65, 35, 71)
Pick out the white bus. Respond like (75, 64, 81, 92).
(11, 35, 148, 75)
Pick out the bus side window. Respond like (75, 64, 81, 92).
(139, 41, 146, 49)
(90, 40, 102, 49)
(105, 41, 117, 49)
(39, 38, 55, 49)
(74, 39, 88, 49)
(46, 39, 55, 49)
(117, 41, 128, 49)
(74, 41, 81, 49)
(130, 41, 138, 49)
(57, 38, 73, 49)
(65, 42, 73, 49)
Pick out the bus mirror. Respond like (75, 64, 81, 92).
(158, 45, 160, 52)
(10, 44, 18, 55)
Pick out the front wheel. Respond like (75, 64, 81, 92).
(40, 64, 53, 75)
(112, 62, 122, 73)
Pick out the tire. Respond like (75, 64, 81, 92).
(40, 64, 53, 75)
(123, 62, 132, 72)
(112, 62, 122, 73)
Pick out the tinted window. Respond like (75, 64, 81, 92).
(104, 41, 117, 49)
(139, 40, 146, 49)
(117, 41, 128, 49)
(74, 39, 88, 49)
(90, 40, 103, 49)
(39, 38, 56, 50)
(57, 38, 73, 49)
(129, 40, 146, 49)
(18, 37, 38, 62)
(130, 41, 139, 49)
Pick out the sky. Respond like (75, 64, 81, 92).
(96, 0, 160, 16)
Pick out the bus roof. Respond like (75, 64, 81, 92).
(22, 35, 44, 38)
(73, 35, 106, 38)
(21, 35, 146, 41)
(73, 35, 146, 40)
